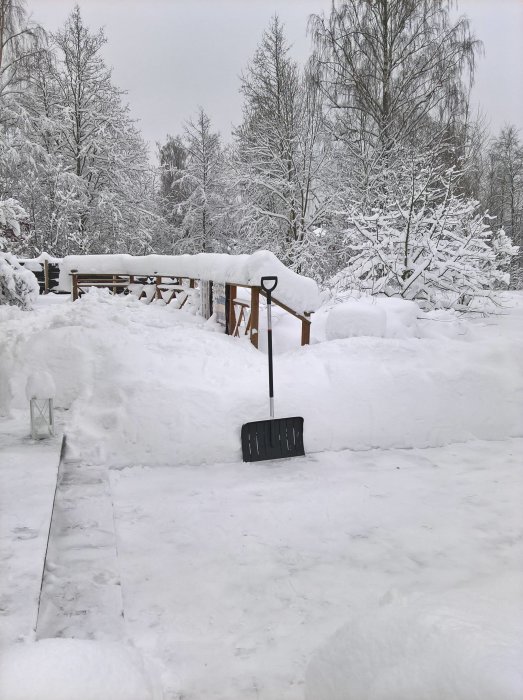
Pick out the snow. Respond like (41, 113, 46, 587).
(0, 291, 522, 699)
(0, 414, 61, 648)
(0, 639, 160, 700)
(58, 250, 321, 314)
(19, 259, 43, 272)
(0, 252, 40, 309)
(2, 290, 521, 466)
(25, 371, 56, 400)
(109, 439, 523, 699)
(305, 574, 523, 700)
(325, 298, 387, 339)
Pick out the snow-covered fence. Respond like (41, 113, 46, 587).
(18, 253, 62, 294)
(59, 251, 320, 347)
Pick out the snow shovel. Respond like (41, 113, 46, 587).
(241, 276, 305, 462)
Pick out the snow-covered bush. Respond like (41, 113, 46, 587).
(0, 197, 29, 252)
(331, 156, 519, 310)
(0, 253, 40, 309)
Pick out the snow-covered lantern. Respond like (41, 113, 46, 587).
(26, 371, 56, 440)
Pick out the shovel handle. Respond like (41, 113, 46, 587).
(260, 277, 277, 417)
(260, 276, 278, 296)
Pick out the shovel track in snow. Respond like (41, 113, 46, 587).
(35, 438, 124, 641)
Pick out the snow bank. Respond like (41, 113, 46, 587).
(323, 296, 421, 341)
(2, 291, 522, 466)
(25, 371, 56, 400)
(326, 300, 387, 339)
(58, 250, 320, 314)
(0, 639, 160, 700)
(305, 575, 523, 700)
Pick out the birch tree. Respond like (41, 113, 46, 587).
(0, 0, 44, 111)
(309, 0, 479, 155)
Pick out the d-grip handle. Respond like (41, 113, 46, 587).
(260, 276, 278, 295)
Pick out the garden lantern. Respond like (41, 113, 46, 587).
(26, 371, 56, 440)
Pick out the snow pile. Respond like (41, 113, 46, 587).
(58, 250, 320, 314)
(326, 299, 387, 339)
(305, 575, 523, 700)
(1, 290, 522, 466)
(375, 297, 420, 338)
(25, 371, 56, 400)
(0, 639, 161, 700)
(0, 252, 39, 309)
(317, 295, 421, 342)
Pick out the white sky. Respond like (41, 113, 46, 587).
(30, 0, 523, 154)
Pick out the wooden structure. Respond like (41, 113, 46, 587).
(19, 258, 61, 294)
(69, 271, 313, 348)
(225, 283, 311, 348)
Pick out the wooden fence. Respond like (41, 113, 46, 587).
(70, 271, 312, 347)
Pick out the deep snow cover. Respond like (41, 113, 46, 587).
(1, 289, 521, 466)
(58, 250, 321, 314)
(0, 291, 522, 699)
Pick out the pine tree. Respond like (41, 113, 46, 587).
(232, 16, 329, 269)
(170, 108, 225, 254)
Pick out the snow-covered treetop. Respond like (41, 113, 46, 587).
(59, 250, 320, 314)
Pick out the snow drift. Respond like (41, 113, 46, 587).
(1, 290, 522, 466)
(0, 639, 161, 700)
(305, 575, 523, 700)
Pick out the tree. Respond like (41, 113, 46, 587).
(309, 0, 479, 154)
(170, 108, 225, 254)
(0, 197, 39, 309)
(158, 134, 187, 231)
(484, 125, 523, 287)
(232, 16, 330, 269)
(45, 6, 158, 254)
(0, 0, 45, 110)
(331, 148, 518, 308)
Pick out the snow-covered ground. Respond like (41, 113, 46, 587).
(0, 290, 522, 699)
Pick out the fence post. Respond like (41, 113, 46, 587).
(72, 271, 78, 301)
(43, 259, 50, 294)
(301, 316, 311, 346)
(250, 286, 260, 348)
(226, 284, 237, 336)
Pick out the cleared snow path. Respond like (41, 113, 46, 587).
(0, 411, 62, 649)
(35, 455, 124, 641)
(110, 438, 523, 700)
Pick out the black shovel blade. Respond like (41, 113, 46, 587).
(241, 417, 305, 462)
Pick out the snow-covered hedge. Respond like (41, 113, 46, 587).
(0, 253, 39, 309)
(59, 250, 320, 314)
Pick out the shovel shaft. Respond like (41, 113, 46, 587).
(266, 292, 274, 417)
(260, 276, 278, 419)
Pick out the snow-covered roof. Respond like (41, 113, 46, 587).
(59, 251, 320, 314)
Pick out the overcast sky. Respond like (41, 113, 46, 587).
(30, 0, 523, 154)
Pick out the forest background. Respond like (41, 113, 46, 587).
(0, 0, 521, 309)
